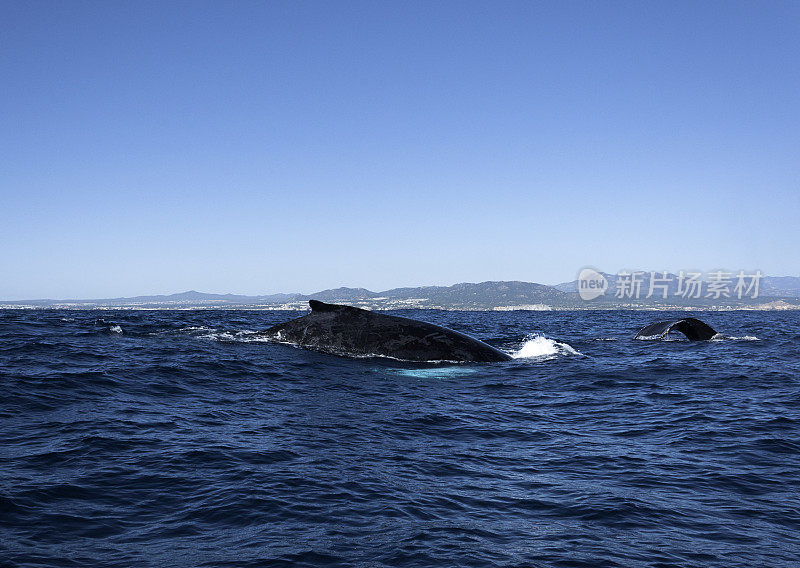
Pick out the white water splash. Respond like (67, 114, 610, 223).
(197, 329, 272, 343)
(512, 334, 580, 359)
(639, 333, 760, 342)
(635, 334, 669, 341)
(109, 325, 123, 334)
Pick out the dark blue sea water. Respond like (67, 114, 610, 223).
(1, 309, 799, 568)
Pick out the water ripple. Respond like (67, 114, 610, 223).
(1, 309, 799, 567)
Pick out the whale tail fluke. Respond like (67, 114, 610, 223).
(635, 317, 718, 341)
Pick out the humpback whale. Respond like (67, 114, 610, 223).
(634, 318, 718, 341)
(265, 300, 513, 362)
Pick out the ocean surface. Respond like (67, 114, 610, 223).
(1, 308, 798, 568)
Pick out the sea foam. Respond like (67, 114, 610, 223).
(512, 334, 580, 358)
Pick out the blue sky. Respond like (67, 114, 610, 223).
(2, 1, 798, 299)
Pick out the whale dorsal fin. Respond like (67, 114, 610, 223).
(309, 299, 346, 312)
(309, 300, 370, 316)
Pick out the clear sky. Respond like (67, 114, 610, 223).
(2, 1, 799, 299)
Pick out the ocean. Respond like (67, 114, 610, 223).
(1, 308, 798, 567)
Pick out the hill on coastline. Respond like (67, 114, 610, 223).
(3, 276, 800, 310)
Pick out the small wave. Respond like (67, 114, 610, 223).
(109, 325, 123, 334)
(638, 333, 760, 342)
(197, 329, 272, 343)
(512, 334, 580, 359)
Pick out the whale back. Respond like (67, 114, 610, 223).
(266, 300, 512, 362)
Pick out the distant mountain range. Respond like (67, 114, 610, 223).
(3, 275, 799, 310)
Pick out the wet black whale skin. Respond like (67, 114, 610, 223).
(634, 317, 718, 341)
(266, 300, 513, 362)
